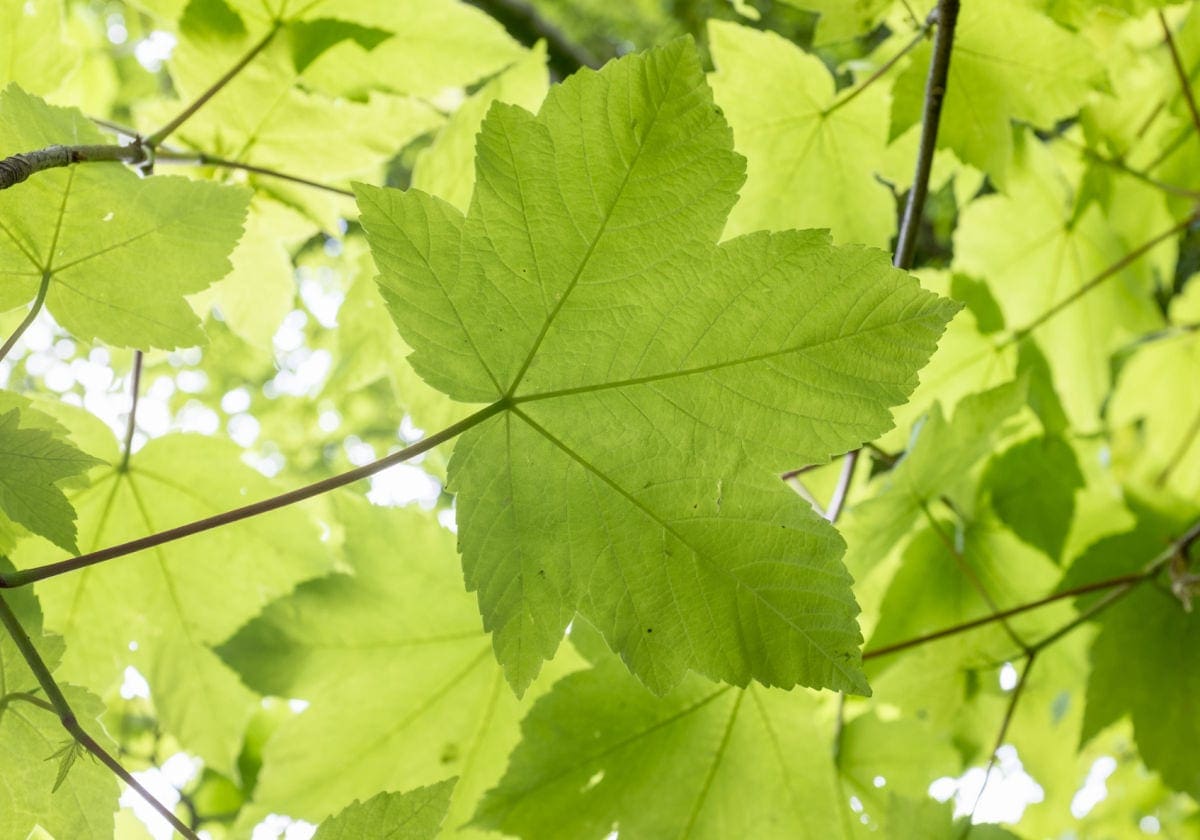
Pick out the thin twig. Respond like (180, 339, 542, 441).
(1160, 11, 1200, 140)
(920, 501, 1030, 653)
(119, 352, 143, 472)
(0, 401, 507, 588)
(0, 593, 199, 840)
(814, 1, 960, 519)
(894, 0, 960, 270)
(146, 24, 281, 146)
(0, 272, 51, 362)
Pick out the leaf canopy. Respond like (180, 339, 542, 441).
(13, 433, 331, 773)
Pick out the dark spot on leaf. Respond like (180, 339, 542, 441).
(440, 743, 459, 763)
(646, 627, 653, 633)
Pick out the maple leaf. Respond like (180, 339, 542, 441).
(357, 37, 958, 695)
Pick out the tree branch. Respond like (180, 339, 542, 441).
(0, 401, 507, 588)
(0, 144, 148, 191)
(894, 0, 960, 270)
(959, 656, 1035, 838)
(0, 592, 199, 840)
(469, 0, 599, 78)
(813, 0, 960, 517)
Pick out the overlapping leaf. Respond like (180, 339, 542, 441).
(357, 38, 958, 696)
(219, 497, 576, 836)
(0, 85, 249, 349)
(0, 405, 101, 552)
(475, 661, 851, 839)
(13, 434, 331, 773)
(314, 780, 457, 840)
(954, 132, 1162, 431)
(708, 21, 895, 247)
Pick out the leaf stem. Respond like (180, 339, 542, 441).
(0, 271, 51, 362)
(0, 144, 149, 191)
(824, 20, 931, 118)
(1059, 136, 1199, 199)
(0, 592, 199, 840)
(920, 500, 1030, 654)
(894, 0, 960, 270)
(119, 352, 143, 472)
(1005, 213, 1196, 345)
(0, 690, 56, 714)
(0, 401, 507, 588)
(145, 24, 281, 146)
(1159, 11, 1200, 141)
(154, 149, 355, 197)
(863, 518, 1200, 661)
(1156, 402, 1200, 486)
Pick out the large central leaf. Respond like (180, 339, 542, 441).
(356, 38, 957, 696)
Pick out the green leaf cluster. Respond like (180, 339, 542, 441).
(0, 1, 1198, 838)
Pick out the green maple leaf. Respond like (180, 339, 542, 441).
(0, 85, 250, 350)
(219, 496, 578, 836)
(0, 583, 118, 840)
(0, 407, 102, 553)
(313, 779, 457, 840)
(474, 660, 852, 839)
(356, 38, 958, 696)
(891, 2, 1102, 183)
(708, 20, 895, 248)
(12, 434, 331, 773)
